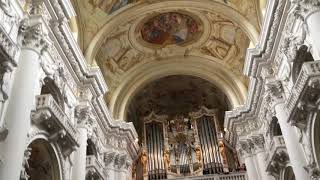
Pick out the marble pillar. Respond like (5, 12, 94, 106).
(305, 8, 320, 59)
(72, 127, 88, 180)
(275, 103, 310, 180)
(255, 150, 274, 180)
(0, 17, 49, 180)
(244, 155, 260, 180)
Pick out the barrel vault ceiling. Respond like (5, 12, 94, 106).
(71, 0, 263, 120)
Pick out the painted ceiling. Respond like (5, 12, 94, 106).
(71, 0, 262, 119)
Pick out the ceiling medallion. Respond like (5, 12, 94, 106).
(139, 12, 202, 47)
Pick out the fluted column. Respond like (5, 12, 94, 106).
(0, 16, 50, 180)
(251, 135, 275, 180)
(291, 1, 320, 59)
(265, 80, 310, 180)
(238, 140, 260, 180)
(72, 103, 94, 180)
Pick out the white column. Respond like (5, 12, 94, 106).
(108, 168, 116, 180)
(0, 25, 48, 180)
(244, 155, 260, 180)
(274, 103, 310, 180)
(305, 9, 320, 59)
(255, 151, 274, 180)
(72, 127, 87, 180)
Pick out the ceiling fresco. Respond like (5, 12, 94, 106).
(141, 12, 201, 46)
(89, 0, 135, 14)
(94, 10, 250, 103)
(71, 0, 260, 118)
(72, 0, 260, 52)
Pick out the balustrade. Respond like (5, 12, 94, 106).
(32, 94, 79, 156)
(86, 155, 105, 179)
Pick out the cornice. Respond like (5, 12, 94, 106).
(224, 0, 288, 145)
(37, 0, 139, 158)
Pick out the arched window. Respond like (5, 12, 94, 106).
(270, 117, 282, 137)
(282, 166, 296, 180)
(86, 139, 97, 157)
(23, 139, 61, 180)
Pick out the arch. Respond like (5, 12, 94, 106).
(84, 1, 260, 64)
(281, 166, 296, 180)
(24, 139, 62, 180)
(110, 56, 247, 120)
(270, 116, 282, 137)
(312, 112, 320, 171)
(86, 139, 98, 157)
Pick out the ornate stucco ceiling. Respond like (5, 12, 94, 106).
(73, 0, 260, 52)
(71, 0, 262, 120)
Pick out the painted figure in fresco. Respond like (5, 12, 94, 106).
(141, 12, 200, 46)
(110, 0, 129, 13)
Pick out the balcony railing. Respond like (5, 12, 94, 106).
(86, 155, 106, 179)
(167, 172, 247, 180)
(32, 94, 79, 155)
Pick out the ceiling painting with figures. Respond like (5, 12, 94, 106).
(140, 12, 201, 46)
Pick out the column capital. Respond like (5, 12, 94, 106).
(291, 0, 320, 19)
(18, 16, 51, 55)
(104, 151, 117, 167)
(238, 139, 254, 157)
(251, 134, 266, 153)
(264, 79, 285, 110)
(75, 103, 95, 131)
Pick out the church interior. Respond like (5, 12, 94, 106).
(0, 0, 319, 180)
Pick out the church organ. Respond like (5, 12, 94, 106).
(139, 107, 239, 179)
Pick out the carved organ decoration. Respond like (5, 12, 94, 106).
(140, 108, 238, 179)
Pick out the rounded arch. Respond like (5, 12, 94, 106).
(110, 56, 247, 120)
(84, 0, 260, 64)
(25, 138, 62, 180)
(312, 112, 320, 171)
(86, 139, 98, 157)
(270, 116, 282, 137)
(281, 166, 296, 180)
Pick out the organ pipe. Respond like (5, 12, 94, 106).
(143, 109, 238, 178)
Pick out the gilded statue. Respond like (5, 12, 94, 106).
(195, 145, 202, 164)
(163, 149, 171, 171)
(140, 149, 148, 174)
(218, 140, 227, 164)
